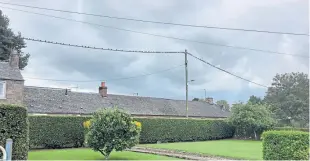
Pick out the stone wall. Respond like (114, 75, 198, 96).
(0, 79, 24, 105)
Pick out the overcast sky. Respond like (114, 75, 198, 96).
(1, 0, 309, 103)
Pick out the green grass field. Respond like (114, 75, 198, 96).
(28, 140, 262, 160)
(143, 139, 262, 160)
(28, 148, 180, 160)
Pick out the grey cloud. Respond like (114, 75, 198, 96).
(3, 0, 309, 101)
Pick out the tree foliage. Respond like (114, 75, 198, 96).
(216, 100, 230, 111)
(228, 103, 275, 139)
(264, 72, 309, 127)
(0, 10, 29, 69)
(248, 95, 263, 105)
(85, 108, 141, 159)
(192, 98, 199, 101)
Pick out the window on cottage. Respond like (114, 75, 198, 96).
(0, 81, 6, 99)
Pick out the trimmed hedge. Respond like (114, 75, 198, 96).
(0, 104, 29, 160)
(29, 115, 90, 149)
(233, 127, 309, 140)
(262, 130, 309, 160)
(273, 127, 309, 132)
(29, 116, 234, 149)
(134, 118, 234, 143)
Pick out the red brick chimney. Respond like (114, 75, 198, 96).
(99, 82, 107, 97)
(9, 49, 19, 69)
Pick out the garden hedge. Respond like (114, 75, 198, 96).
(134, 118, 234, 143)
(29, 115, 90, 149)
(0, 104, 29, 160)
(273, 127, 309, 132)
(262, 130, 309, 160)
(29, 115, 234, 149)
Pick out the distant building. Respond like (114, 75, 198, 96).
(0, 50, 230, 118)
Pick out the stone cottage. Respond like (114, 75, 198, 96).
(0, 51, 230, 118)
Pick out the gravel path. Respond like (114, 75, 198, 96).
(129, 146, 236, 160)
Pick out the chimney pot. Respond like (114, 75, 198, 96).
(101, 82, 105, 87)
(9, 49, 19, 69)
(206, 97, 213, 104)
(99, 82, 107, 97)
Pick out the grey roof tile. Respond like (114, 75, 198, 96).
(0, 62, 23, 80)
(24, 86, 230, 118)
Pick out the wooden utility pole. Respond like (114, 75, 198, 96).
(185, 49, 189, 118)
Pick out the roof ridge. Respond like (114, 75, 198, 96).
(25, 86, 68, 90)
(0, 61, 24, 80)
(24, 86, 221, 107)
(0, 62, 9, 65)
(24, 86, 230, 117)
(24, 86, 187, 101)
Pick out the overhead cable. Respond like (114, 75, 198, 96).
(2, 6, 309, 58)
(0, 1, 308, 36)
(22, 38, 268, 88)
(22, 37, 184, 54)
(187, 52, 268, 88)
(24, 64, 185, 83)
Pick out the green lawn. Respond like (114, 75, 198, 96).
(28, 148, 180, 160)
(143, 139, 262, 160)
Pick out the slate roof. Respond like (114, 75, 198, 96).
(0, 61, 23, 81)
(24, 86, 230, 118)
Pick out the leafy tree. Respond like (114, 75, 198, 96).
(264, 72, 309, 127)
(192, 98, 200, 101)
(248, 95, 263, 105)
(229, 103, 275, 140)
(85, 108, 141, 159)
(0, 10, 29, 69)
(216, 100, 230, 111)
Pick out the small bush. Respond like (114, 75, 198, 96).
(29, 115, 91, 149)
(262, 130, 309, 160)
(134, 118, 234, 143)
(85, 108, 141, 159)
(0, 104, 29, 160)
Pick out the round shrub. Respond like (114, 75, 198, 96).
(85, 108, 141, 159)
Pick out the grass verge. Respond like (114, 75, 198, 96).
(28, 148, 180, 160)
(143, 139, 262, 160)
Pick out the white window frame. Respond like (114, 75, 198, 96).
(0, 80, 6, 99)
